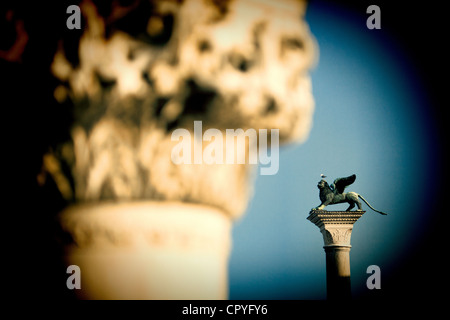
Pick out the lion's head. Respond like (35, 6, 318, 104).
(317, 179, 329, 189)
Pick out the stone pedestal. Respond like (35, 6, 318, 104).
(59, 202, 231, 299)
(307, 210, 365, 300)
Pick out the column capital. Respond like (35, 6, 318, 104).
(307, 210, 365, 247)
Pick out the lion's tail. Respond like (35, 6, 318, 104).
(358, 195, 387, 215)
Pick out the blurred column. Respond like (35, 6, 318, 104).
(307, 210, 365, 300)
(47, 0, 316, 300)
(59, 202, 231, 299)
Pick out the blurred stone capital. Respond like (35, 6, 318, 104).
(45, 0, 317, 218)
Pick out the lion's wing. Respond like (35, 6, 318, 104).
(333, 174, 356, 194)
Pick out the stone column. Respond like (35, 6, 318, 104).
(59, 202, 231, 299)
(40, 0, 316, 300)
(307, 210, 365, 300)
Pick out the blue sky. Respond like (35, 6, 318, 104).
(228, 1, 438, 299)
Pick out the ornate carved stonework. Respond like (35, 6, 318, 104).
(322, 228, 352, 246)
(42, 0, 317, 219)
(307, 210, 365, 247)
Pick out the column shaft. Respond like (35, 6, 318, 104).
(324, 246, 351, 300)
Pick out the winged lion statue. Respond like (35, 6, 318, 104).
(312, 174, 387, 215)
